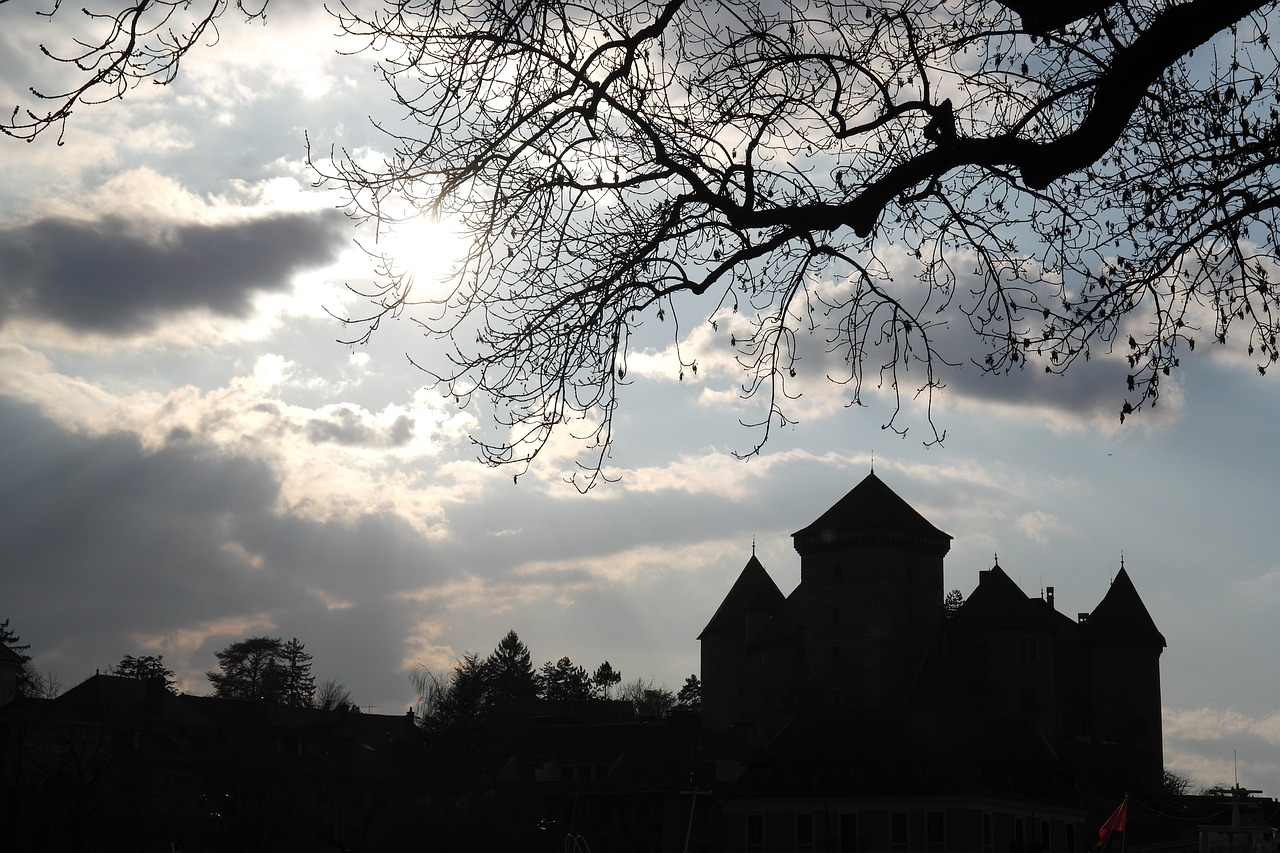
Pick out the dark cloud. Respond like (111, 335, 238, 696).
(0, 399, 281, 636)
(0, 398, 446, 709)
(774, 286, 1136, 425)
(0, 209, 348, 334)
(306, 408, 416, 447)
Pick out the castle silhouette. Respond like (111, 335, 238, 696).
(699, 471, 1167, 852)
(2, 471, 1200, 853)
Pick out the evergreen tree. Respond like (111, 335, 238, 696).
(485, 630, 539, 703)
(591, 661, 622, 700)
(278, 637, 316, 708)
(115, 654, 177, 693)
(675, 674, 701, 711)
(943, 589, 965, 620)
(539, 656, 591, 702)
(434, 652, 490, 730)
(0, 617, 32, 697)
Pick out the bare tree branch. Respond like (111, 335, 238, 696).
(8, 0, 1280, 486)
(3, 0, 271, 143)
(305, 0, 1279, 485)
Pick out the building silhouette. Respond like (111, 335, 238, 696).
(3, 471, 1229, 853)
(701, 471, 1169, 852)
(701, 471, 954, 735)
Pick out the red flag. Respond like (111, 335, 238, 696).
(1094, 798, 1128, 851)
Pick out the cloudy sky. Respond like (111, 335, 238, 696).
(2, 0, 1277, 796)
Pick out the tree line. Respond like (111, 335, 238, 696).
(412, 630, 699, 731)
(0, 620, 355, 711)
(2, 619, 696, 722)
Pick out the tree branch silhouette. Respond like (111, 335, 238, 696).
(7, 0, 1279, 487)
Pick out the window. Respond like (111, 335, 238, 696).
(840, 813, 858, 853)
(1015, 818, 1026, 844)
(832, 645, 842, 662)
(1018, 636, 1039, 663)
(1067, 823, 1077, 853)
(1020, 687, 1040, 711)
(982, 813, 994, 853)
(891, 812, 909, 851)
(832, 605, 842, 624)
(927, 812, 945, 850)
(746, 813, 764, 853)
(797, 813, 815, 852)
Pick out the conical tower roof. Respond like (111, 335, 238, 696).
(792, 471, 952, 555)
(698, 554, 785, 639)
(1084, 567, 1166, 649)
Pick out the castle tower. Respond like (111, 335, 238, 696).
(791, 471, 952, 709)
(698, 554, 785, 731)
(1082, 565, 1167, 792)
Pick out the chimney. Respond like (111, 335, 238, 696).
(1046, 586, 1055, 609)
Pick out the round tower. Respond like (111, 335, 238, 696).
(1081, 564, 1167, 793)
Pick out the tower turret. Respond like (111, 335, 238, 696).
(792, 471, 952, 708)
(1081, 565, 1166, 793)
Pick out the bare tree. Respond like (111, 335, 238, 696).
(618, 676, 675, 717)
(1, 0, 271, 144)
(1162, 767, 1196, 797)
(7, 0, 1280, 485)
(27, 668, 62, 700)
(409, 665, 447, 725)
(314, 0, 1280, 486)
(315, 678, 357, 711)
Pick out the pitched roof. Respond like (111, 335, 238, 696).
(1083, 568, 1166, 648)
(0, 643, 26, 667)
(954, 564, 1074, 630)
(698, 555, 785, 640)
(56, 673, 210, 726)
(792, 471, 952, 555)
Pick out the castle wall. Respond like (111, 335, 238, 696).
(700, 631, 744, 732)
(797, 543, 943, 709)
(1084, 640, 1165, 792)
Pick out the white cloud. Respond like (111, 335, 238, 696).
(0, 343, 118, 419)
(1166, 707, 1280, 745)
(515, 537, 738, 587)
(1015, 510, 1077, 546)
(134, 613, 280, 694)
(0, 346, 481, 539)
(1164, 706, 1280, 791)
(400, 618, 458, 673)
(617, 447, 843, 500)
